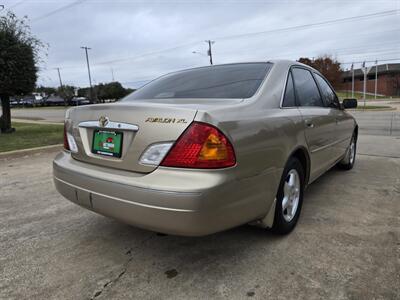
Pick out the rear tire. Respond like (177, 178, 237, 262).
(338, 134, 356, 170)
(271, 157, 305, 235)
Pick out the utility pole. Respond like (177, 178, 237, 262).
(205, 40, 215, 65)
(111, 67, 115, 82)
(374, 60, 378, 99)
(351, 63, 354, 98)
(361, 61, 372, 110)
(80, 46, 94, 103)
(55, 67, 67, 106)
(55, 67, 63, 87)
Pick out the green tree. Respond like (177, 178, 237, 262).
(57, 85, 76, 105)
(298, 55, 342, 88)
(78, 82, 134, 102)
(0, 12, 43, 133)
(125, 88, 135, 94)
(35, 85, 56, 96)
(97, 82, 128, 101)
(77, 87, 90, 98)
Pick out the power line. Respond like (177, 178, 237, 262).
(89, 9, 398, 66)
(95, 40, 201, 66)
(214, 9, 398, 41)
(31, 0, 87, 23)
(8, 0, 24, 9)
(214, 40, 400, 59)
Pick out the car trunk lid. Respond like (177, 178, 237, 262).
(67, 102, 198, 173)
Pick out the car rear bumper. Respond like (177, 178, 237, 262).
(53, 151, 279, 236)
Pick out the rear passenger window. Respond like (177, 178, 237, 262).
(292, 68, 323, 107)
(282, 72, 296, 107)
(314, 73, 340, 109)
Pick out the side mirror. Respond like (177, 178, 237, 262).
(342, 98, 357, 109)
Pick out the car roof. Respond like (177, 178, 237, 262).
(173, 60, 317, 74)
(219, 60, 317, 71)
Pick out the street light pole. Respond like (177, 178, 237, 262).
(374, 60, 378, 99)
(205, 40, 215, 65)
(80, 46, 94, 103)
(351, 63, 354, 98)
(362, 61, 367, 109)
(361, 61, 372, 110)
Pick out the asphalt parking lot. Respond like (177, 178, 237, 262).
(11, 107, 66, 123)
(1, 117, 399, 299)
(352, 110, 400, 137)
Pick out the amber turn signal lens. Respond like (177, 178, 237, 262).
(161, 122, 236, 169)
(198, 133, 228, 161)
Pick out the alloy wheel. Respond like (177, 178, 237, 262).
(282, 169, 301, 222)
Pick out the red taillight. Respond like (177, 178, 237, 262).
(63, 123, 70, 150)
(161, 122, 236, 169)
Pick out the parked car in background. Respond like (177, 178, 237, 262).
(70, 97, 90, 106)
(19, 95, 44, 107)
(34, 94, 44, 105)
(10, 97, 20, 108)
(45, 95, 66, 106)
(103, 98, 117, 103)
(54, 60, 358, 236)
(19, 96, 34, 107)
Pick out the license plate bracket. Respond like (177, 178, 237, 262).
(92, 130, 123, 158)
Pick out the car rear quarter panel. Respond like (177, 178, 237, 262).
(193, 62, 310, 217)
(195, 106, 307, 216)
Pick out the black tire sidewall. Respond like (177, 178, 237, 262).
(272, 157, 305, 234)
(349, 137, 356, 168)
(339, 135, 356, 170)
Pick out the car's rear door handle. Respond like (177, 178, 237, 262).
(305, 120, 315, 128)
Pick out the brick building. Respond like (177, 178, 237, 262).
(338, 63, 400, 97)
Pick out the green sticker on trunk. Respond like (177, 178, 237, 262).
(92, 130, 123, 158)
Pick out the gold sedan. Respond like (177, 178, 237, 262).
(54, 60, 358, 236)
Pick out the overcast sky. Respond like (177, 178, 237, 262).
(3, 0, 400, 88)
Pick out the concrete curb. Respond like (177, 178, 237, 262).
(349, 107, 397, 112)
(0, 144, 63, 160)
(12, 118, 64, 125)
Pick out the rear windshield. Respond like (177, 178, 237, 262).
(123, 63, 272, 100)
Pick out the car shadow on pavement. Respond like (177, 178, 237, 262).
(79, 164, 347, 263)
